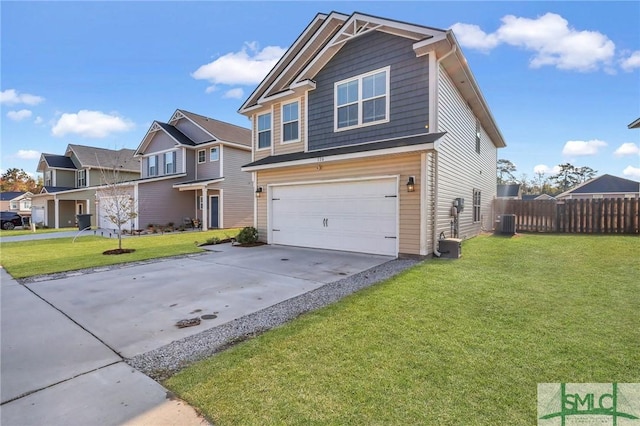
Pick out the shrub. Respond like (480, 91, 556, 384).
(236, 226, 258, 244)
(206, 236, 221, 245)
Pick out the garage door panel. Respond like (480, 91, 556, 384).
(270, 178, 398, 256)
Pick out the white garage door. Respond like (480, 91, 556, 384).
(271, 178, 398, 256)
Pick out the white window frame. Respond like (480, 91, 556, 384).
(148, 155, 158, 177)
(257, 112, 272, 150)
(198, 195, 204, 210)
(45, 170, 52, 186)
(10, 201, 18, 209)
(77, 169, 87, 187)
(281, 100, 300, 144)
(473, 189, 481, 223)
(164, 151, 176, 174)
(334, 66, 390, 132)
(197, 149, 206, 164)
(210, 147, 219, 162)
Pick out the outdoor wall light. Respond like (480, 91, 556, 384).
(406, 176, 415, 192)
(255, 186, 263, 198)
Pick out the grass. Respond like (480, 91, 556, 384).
(0, 227, 77, 237)
(164, 234, 640, 425)
(0, 228, 240, 278)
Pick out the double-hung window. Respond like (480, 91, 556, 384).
(45, 170, 52, 186)
(473, 189, 481, 223)
(257, 113, 272, 149)
(164, 151, 176, 174)
(148, 155, 158, 177)
(77, 169, 86, 187)
(281, 101, 299, 143)
(197, 149, 206, 164)
(335, 67, 389, 130)
(210, 147, 219, 162)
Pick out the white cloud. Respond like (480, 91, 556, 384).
(613, 142, 640, 157)
(0, 89, 45, 106)
(223, 88, 245, 99)
(562, 139, 607, 156)
(192, 42, 286, 89)
(34, 116, 43, 124)
(452, 13, 615, 72)
(16, 149, 41, 160)
(7, 109, 33, 121)
(622, 165, 640, 179)
(534, 164, 561, 175)
(51, 110, 135, 138)
(620, 50, 640, 72)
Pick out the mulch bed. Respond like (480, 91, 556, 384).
(103, 248, 136, 255)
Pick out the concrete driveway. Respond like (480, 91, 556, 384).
(1, 244, 393, 425)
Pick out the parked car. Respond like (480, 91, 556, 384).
(1, 211, 24, 230)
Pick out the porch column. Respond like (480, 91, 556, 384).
(202, 187, 208, 231)
(54, 197, 60, 229)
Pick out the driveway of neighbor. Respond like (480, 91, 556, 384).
(1, 243, 393, 425)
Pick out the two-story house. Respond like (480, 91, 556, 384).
(0, 191, 33, 219)
(98, 109, 253, 231)
(240, 12, 506, 257)
(31, 145, 139, 228)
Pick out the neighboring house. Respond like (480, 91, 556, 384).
(239, 12, 506, 257)
(31, 145, 140, 228)
(0, 191, 33, 217)
(522, 194, 555, 201)
(497, 184, 521, 199)
(556, 174, 640, 200)
(99, 109, 253, 231)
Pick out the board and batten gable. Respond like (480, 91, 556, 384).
(308, 31, 430, 151)
(218, 146, 253, 228)
(436, 63, 498, 238)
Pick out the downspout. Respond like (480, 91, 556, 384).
(432, 41, 457, 257)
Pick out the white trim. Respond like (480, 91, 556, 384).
(333, 66, 390, 132)
(304, 92, 309, 153)
(267, 175, 399, 256)
(172, 177, 225, 191)
(182, 147, 187, 176)
(209, 194, 220, 229)
(219, 145, 224, 177)
(280, 99, 301, 144)
(242, 141, 437, 172)
(209, 146, 220, 162)
(428, 51, 438, 133)
(197, 149, 206, 164)
(252, 171, 258, 228)
(256, 110, 273, 151)
(219, 189, 224, 229)
(420, 152, 428, 255)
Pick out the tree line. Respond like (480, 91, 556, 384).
(497, 160, 597, 195)
(0, 168, 42, 193)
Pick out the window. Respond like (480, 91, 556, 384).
(473, 189, 481, 223)
(197, 149, 206, 163)
(210, 147, 219, 162)
(476, 120, 481, 154)
(10, 201, 18, 209)
(77, 169, 86, 187)
(22, 199, 31, 209)
(257, 113, 272, 149)
(282, 101, 299, 142)
(198, 196, 203, 210)
(165, 151, 176, 174)
(45, 170, 52, 186)
(148, 155, 158, 176)
(335, 67, 389, 130)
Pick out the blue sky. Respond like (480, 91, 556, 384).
(2, 1, 639, 183)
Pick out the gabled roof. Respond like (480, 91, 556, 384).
(628, 117, 640, 129)
(66, 144, 139, 172)
(238, 11, 505, 149)
(0, 191, 26, 201)
(497, 184, 521, 198)
(557, 174, 640, 197)
(135, 121, 196, 155)
(40, 186, 76, 194)
(173, 110, 251, 147)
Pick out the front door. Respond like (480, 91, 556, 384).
(209, 196, 219, 229)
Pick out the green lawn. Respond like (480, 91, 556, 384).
(0, 227, 77, 237)
(165, 234, 640, 425)
(0, 228, 240, 278)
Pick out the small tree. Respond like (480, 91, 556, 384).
(98, 161, 138, 252)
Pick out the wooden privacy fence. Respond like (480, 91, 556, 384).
(494, 198, 639, 234)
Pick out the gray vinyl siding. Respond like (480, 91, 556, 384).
(195, 146, 221, 180)
(308, 31, 430, 151)
(141, 131, 184, 178)
(219, 146, 253, 228)
(436, 65, 497, 240)
(174, 118, 212, 143)
(137, 178, 197, 228)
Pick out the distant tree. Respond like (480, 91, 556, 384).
(0, 168, 37, 192)
(575, 166, 597, 183)
(550, 163, 597, 193)
(497, 159, 517, 184)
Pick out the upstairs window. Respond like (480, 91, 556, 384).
(164, 151, 176, 174)
(77, 169, 86, 187)
(148, 155, 158, 177)
(10, 201, 18, 209)
(210, 147, 219, 162)
(335, 67, 389, 130)
(197, 149, 206, 163)
(282, 101, 299, 143)
(257, 113, 272, 149)
(45, 170, 52, 186)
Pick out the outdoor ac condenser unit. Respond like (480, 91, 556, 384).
(439, 238, 462, 259)
(500, 214, 517, 235)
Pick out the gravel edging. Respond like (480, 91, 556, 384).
(127, 257, 420, 381)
